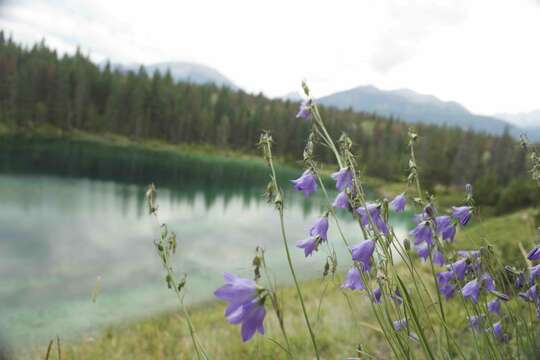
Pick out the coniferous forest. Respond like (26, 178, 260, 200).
(0, 32, 537, 213)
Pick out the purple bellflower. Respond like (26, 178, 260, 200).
(528, 246, 540, 261)
(342, 267, 365, 291)
(488, 298, 501, 315)
(372, 287, 382, 304)
(452, 206, 473, 226)
(331, 167, 353, 191)
(441, 224, 456, 242)
(435, 215, 457, 242)
(214, 273, 266, 342)
(519, 284, 540, 304)
(433, 249, 445, 266)
(462, 273, 495, 304)
(410, 221, 433, 245)
(390, 193, 407, 212)
(290, 169, 317, 197)
(449, 259, 468, 281)
(492, 321, 510, 343)
(481, 272, 496, 291)
(435, 216, 451, 232)
(462, 278, 481, 304)
(309, 216, 329, 241)
(439, 283, 456, 300)
(332, 191, 349, 209)
(351, 239, 376, 272)
(296, 237, 319, 257)
(356, 203, 389, 235)
(529, 264, 540, 286)
(437, 270, 455, 285)
(415, 243, 430, 261)
(296, 99, 311, 120)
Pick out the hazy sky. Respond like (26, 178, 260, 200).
(1, 0, 539, 115)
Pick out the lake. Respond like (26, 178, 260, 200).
(0, 137, 411, 350)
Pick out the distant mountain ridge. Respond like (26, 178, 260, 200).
(100, 61, 238, 89)
(317, 85, 521, 138)
(101, 59, 538, 140)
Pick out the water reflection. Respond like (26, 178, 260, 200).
(0, 138, 411, 349)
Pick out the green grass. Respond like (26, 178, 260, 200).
(18, 209, 538, 359)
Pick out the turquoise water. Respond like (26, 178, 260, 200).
(0, 138, 411, 349)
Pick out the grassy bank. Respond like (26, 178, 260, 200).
(18, 209, 537, 359)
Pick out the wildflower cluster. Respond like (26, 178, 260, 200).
(209, 82, 540, 358)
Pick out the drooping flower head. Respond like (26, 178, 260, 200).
(309, 216, 329, 241)
(332, 191, 349, 209)
(296, 99, 311, 120)
(492, 321, 510, 343)
(433, 249, 445, 266)
(488, 298, 501, 315)
(390, 193, 407, 212)
(449, 259, 468, 281)
(529, 264, 540, 286)
(439, 283, 456, 300)
(528, 246, 540, 261)
(481, 272, 496, 291)
(351, 239, 375, 272)
(519, 284, 540, 304)
(356, 203, 388, 235)
(441, 224, 456, 242)
(452, 206, 473, 226)
(435, 216, 451, 232)
(372, 287, 382, 304)
(296, 237, 319, 257)
(342, 267, 365, 291)
(410, 221, 433, 245)
(461, 273, 495, 304)
(462, 278, 481, 304)
(290, 169, 317, 197)
(415, 242, 430, 261)
(331, 167, 353, 191)
(437, 270, 455, 285)
(214, 273, 266, 342)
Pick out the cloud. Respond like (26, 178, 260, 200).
(369, 0, 467, 73)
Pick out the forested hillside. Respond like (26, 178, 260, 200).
(0, 33, 536, 211)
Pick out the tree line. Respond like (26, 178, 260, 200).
(0, 32, 537, 213)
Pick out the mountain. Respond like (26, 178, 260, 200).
(318, 85, 518, 137)
(101, 61, 238, 89)
(495, 110, 540, 141)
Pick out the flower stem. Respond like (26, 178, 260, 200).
(262, 136, 321, 360)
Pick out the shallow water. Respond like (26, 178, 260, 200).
(0, 138, 411, 349)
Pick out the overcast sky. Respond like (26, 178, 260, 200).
(1, 0, 539, 115)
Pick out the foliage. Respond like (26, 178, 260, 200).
(0, 33, 538, 213)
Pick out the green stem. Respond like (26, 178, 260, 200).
(264, 139, 321, 360)
(151, 211, 209, 360)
